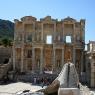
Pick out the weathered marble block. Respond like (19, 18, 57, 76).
(58, 88, 80, 95)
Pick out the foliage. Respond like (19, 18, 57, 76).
(0, 19, 14, 40)
(1, 38, 12, 47)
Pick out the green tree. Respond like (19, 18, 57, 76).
(1, 38, 12, 47)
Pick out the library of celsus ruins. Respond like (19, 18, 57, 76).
(13, 16, 85, 75)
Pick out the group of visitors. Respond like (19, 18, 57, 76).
(33, 76, 54, 87)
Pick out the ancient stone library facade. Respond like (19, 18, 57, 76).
(13, 16, 85, 75)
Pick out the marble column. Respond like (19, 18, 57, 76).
(80, 50, 85, 81)
(62, 23, 65, 42)
(32, 48, 35, 73)
(24, 41, 27, 72)
(32, 33, 34, 42)
(40, 48, 43, 74)
(52, 48, 56, 73)
(41, 23, 43, 42)
(62, 48, 64, 67)
(73, 48, 76, 64)
(32, 23, 34, 42)
(21, 27, 24, 72)
(81, 51, 83, 72)
(21, 47, 24, 72)
(73, 23, 76, 43)
(54, 23, 56, 42)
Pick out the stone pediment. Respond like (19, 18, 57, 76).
(21, 16, 36, 22)
(63, 17, 76, 22)
(40, 16, 56, 23)
(44, 16, 52, 21)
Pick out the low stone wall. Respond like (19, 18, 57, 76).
(0, 47, 12, 80)
(0, 46, 12, 64)
(0, 59, 12, 80)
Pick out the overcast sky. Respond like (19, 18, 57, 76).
(0, 0, 95, 43)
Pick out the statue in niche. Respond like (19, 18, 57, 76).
(67, 49, 71, 61)
(55, 35, 60, 42)
(36, 32, 41, 41)
(58, 35, 60, 41)
(76, 32, 80, 42)
(57, 60, 60, 68)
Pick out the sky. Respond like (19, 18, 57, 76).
(0, 0, 95, 43)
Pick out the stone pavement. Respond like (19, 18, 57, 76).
(90, 88, 95, 95)
(0, 82, 95, 95)
(0, 82, 43, 95)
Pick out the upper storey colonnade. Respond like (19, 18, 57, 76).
(14, 16, 85, 45)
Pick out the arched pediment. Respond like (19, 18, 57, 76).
(44, 16, 52, 21)
(21, 16, 36, 22)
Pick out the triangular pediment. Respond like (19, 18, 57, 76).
(63, 17, 76, 22)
